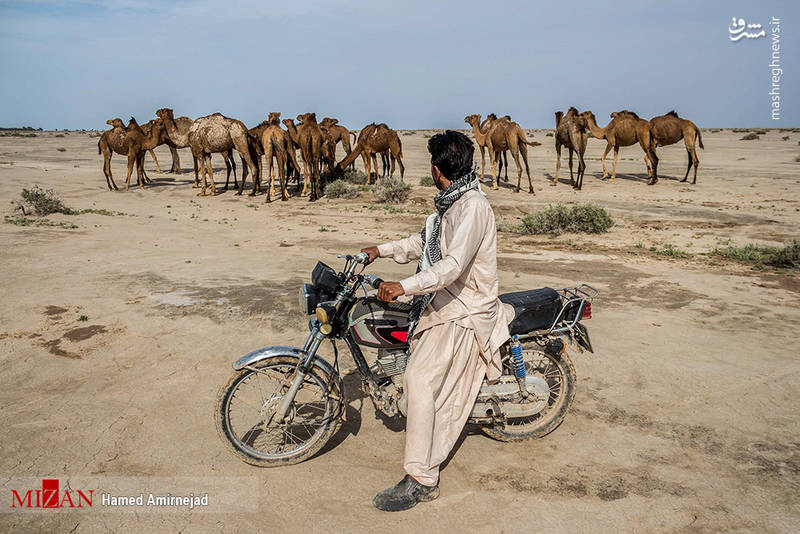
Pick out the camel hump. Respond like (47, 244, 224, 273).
(567, 106, 579, 114)
(666, 110, 679, 118)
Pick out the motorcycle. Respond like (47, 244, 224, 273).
(216, 252, 598, 466)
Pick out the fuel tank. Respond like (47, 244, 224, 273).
(348, 297, 411, 349)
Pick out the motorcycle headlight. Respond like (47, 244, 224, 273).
(298, 284, 319, 315)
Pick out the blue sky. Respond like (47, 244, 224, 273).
(0, 0, 796, 129)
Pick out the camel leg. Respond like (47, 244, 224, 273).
(553, 144, 561, 185)
(397, 153, 405, 181)
(149, 149, 161, 174)
(207, 155, 218, 196)
(222, 151, 233, 191)
(479, 145, 486, 182)
(510, 145, 527, 193)
(610, 146, 619, 182)
(192, 156, 200, 187)
(503, 151, 510, 183)
(232, 139, 257, 196)
(137, 151, 147, 189)
(169, 145, 182, 174)
(362, 154, 371, 186)
(488, 147, 499, 190)
(103, 151, 118, 191)
(372, 154, 380, 183)
(197, 154, 207, 195)
(569, 148, 575, 185)
(521, 144, 533, 194)
(124, 153, 137, 191)
(647, 143, 659, 185)
(600, 143, 612, 179)
(575, 150, 586, 191)
(300, 156, 310, 196)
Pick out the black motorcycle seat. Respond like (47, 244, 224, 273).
(499, 287, 562, 335)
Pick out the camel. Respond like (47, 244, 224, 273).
(105, 118, 162, 182)
(282, 114, 324, 201)
(98, 117, 166, 190)
(464, 113, 498, 181)
(157, 108, 240, 190)
(553, 107, 589, 190)
(335, 123, 404, 185)
(582, 110, 659, 185)
(320, 117, 357, 165)
(466, 114, 539, 192)
(188, 113, 259, 196)
(251, 112, 298, 201)
(649, 111, 704, 184)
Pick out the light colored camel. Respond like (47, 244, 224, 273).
(336, 123, 405, 185)
(649, 111, 704, 184)
(553, 107, 589, 190)
(156, 107, 237, 188)
(188, 113, 258, 196)
(98, 117, 166, 190)
(583, 110, 659, 185)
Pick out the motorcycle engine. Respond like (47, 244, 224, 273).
(375, 349, 409, 388)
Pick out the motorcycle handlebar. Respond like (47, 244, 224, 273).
(363, 274, 384, 290)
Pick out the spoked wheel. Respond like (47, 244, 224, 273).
(481, 343, 576, 442)
(216, 355, 342, 466)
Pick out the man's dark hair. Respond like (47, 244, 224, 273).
(427, 130, 474, 181)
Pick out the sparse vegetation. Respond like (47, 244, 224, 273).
(373, 177, 410, 204)
(545, 132, 553, 137)
(321, 167, 368, 185)
(740, 133, 759, 141)
(514, 203, 614, 235)
(782, 136, 790, 141)
(78, 315, 88, 322)
(324, 179, 359, 199)
(4, 215, 78, 229)
(711, 240, 800, 269)
(18, 185, 75, 215)
(649, 243, 692, 259)
(419, 175, 435, 187)
(56, 147, 66, 152)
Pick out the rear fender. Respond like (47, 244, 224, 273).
(574, 323, 594, 353)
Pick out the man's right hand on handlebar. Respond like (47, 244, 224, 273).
(360, 246, 380, 265)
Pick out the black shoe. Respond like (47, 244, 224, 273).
(373, 475, 440, 512)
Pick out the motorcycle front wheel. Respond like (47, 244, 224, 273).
(481, 344, 576, 442)
(216, 355, 342, 467)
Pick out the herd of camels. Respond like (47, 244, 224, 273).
(97, 107, 703, 201)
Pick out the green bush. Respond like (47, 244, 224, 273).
(19, 185, 75, 215)
(712, 240, 800, 268)
(740, 133, 759, 140)
(373, 177, 410, 204)
(324, 179, 359, 199)
(419, 175, 435, 187)
(516, 203, 614, 235)
(321, 167, 369, 185)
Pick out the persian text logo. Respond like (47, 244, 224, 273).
(10, 479, 94, 509)
(729, 17, 766, 41)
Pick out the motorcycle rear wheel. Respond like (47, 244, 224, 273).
(216, 355, 342, 467)
(481, 345, 576, 442)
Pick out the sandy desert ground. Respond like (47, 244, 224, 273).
(0, 126, 799, 532)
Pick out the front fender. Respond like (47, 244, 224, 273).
(233, 346, 339, 386)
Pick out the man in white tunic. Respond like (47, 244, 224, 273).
(362, 131, 512, 512)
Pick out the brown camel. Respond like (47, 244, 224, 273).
(188, 113, 258, 196)
(254, 112, 299, 202)
(320, 117, 356, 164)
(649, 111, 704, 184)
(583, 110, 659, 185)
(467, 115, 539, 192)
(105, 118, 161, 182)
(282, 114, 324, 201)
(464, 113, 500, 181)
(98, 117, 166, 190)
(335, 123, 404, 185)
(553, 107, 589, 190)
